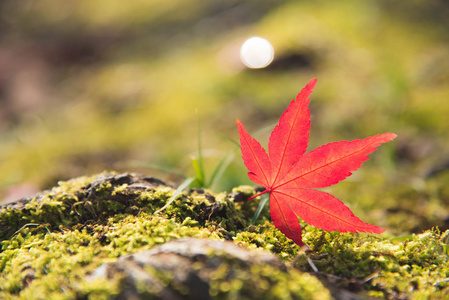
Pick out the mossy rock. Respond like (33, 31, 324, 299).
(88, 238, 329, 300)
(1, 172, 448, 299)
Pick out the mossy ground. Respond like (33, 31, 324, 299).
(1, 173, 448, 299)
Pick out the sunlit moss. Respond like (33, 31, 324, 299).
(297, 227, 449, 299)
(1, 173, 448, 299)
(207, 264, 330, 300)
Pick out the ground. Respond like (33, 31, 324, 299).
(1, 172, 448, 299)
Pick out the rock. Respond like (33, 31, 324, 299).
(89, 238, 327, 300)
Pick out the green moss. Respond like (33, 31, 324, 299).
(206, 264, 329, 300)
(297, 227, 449, 299)
(0, 213, 219, 299)
(234, 221, 449, 299)
(234, 221, 301, 259)
(0, 173, 246, 241)
(1, 173, 448, 299)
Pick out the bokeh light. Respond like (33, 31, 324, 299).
(240, 37, 274, 69)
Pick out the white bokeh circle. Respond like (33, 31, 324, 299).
(240, 37, 274, 69)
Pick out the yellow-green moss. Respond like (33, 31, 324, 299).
(0, 213, 220, 299)
(206, 264, 330, 300)
(299, 226, 449, 299)
(1, 173, 448, 299)
(235, 221, 449, 298)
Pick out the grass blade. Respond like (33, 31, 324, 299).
(195, 110, 206, 187)
(214, 131, 241, 148)
(208, 151, 235, 190)
(251, 193, 270, 225)
(154, 177, 195, 214)
(191, 158, 204, 187)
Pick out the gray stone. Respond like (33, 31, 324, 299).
(89, 238, 286, 300)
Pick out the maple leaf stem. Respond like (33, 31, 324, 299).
(248, 189, 270, 201)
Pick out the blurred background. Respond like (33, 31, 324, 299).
(1, 0, 448, 235)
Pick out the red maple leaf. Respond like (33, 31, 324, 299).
(237, 79, 396, 247)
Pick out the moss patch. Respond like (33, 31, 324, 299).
(1, 172, 448, 299)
